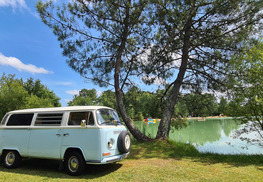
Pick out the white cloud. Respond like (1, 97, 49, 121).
(0, 0, 27, 9)
(66, 89, 80, 95)
(0, 53, 52, 74)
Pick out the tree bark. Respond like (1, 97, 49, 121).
(156, 7, 193, 139)
(115, 85, 152, 141)
(114, 1, 152, 142)
(155, 58, 188, 139)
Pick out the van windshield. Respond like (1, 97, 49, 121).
(96, 109, 122, 125)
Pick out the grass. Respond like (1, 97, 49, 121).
(0, 140, 263, 181)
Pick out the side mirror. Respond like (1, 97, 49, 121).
(81, 120, 86, 127)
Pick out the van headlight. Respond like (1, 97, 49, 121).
(108, 138, 114, 149)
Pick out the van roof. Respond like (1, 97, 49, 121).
(7, 106, 113, 114)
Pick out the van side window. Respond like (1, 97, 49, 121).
(6, 114, 33, 126)
(35, 113, 63, 126)
(68, 112, 94, 126)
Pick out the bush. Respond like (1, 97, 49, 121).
(134, 112, 144, 121)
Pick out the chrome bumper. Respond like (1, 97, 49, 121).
(86, 152, 129, 164)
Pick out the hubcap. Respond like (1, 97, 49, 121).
(68, 156, 79, 172)
(5, 152, 15, 166)
(124, 135, 131, 150)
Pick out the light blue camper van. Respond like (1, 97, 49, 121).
(0, 106, 131, 175)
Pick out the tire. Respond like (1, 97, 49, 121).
(64, 151, 85, 176)
(117, 131, 131, 153)
(2, 150, 22, 169)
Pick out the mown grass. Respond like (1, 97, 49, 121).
(0, 140, 263, 182)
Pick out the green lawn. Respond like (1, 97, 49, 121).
(0, 140, 263, 182)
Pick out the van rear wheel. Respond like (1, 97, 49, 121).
(2, 150, 22, 169)
(64, 151, 85, 176)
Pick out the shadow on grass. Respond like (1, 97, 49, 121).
(129, 139, 199, 160)
(0, 158, 122, 179)
(1, 140, 262, 178)
(129, 139, 263, 168)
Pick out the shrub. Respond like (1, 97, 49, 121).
(134, 112, 144, 121)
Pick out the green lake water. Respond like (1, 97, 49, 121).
(134, 118, 263, 155)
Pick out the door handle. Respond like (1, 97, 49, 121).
(56, 134, 61, 137)
(63, 133, 69, 136)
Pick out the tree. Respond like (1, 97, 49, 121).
(140, 91, 162, 118)
(122, 87, 163, 119)
(134, 112, 144, 121)
(24, 77, 61, 107)
(218, 97, 228, 115)
(0, 74, 61, 119)
(37, 0, 263, 141)
(227, 40, 263, 147)
(183, 93, 218, 117)
(68, 89, 98, 106)
(173, 100, 189, 118)
(148, 0, 263, 139)
(37, 0, 153, 141)
(123, 86, 142, 119)
(0, 74, 28, 118)
(99, 90, 117, 109)
(24, 94, 56, 109)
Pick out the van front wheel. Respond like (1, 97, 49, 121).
(64, 151, 85, 176)
(2, 150, 22, 169)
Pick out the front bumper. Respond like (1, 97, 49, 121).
(86, 152, 129, 164)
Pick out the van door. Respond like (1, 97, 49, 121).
(61, 112, 100, 160)
(27, 113, 63, 159)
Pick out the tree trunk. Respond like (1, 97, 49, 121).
(113, 2, 152, 142)
(156, 8, 193, 139)
(114, 54, 152, 141)
(115, 83, 152, 141)
(155, 58, 188, 139)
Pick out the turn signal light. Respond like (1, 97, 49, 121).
(103, 152, 111, 156)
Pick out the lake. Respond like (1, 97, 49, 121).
(134, 118, 263, 155)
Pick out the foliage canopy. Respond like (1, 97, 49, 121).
(0, 74, 61, 119)
(227, 40, 263, 146)
(37, 0, 263, 140)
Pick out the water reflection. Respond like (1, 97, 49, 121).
(169, 119, 240, 146)
(134, 119, 263, 155)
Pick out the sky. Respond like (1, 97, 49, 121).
(0, 0, 105, 106)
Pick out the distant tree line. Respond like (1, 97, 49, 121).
(0, 73, 61, 119)
(68, 87, 230, 120)
(0, 73, 237, 121)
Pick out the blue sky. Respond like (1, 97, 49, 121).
(0, 0, 105, 106)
